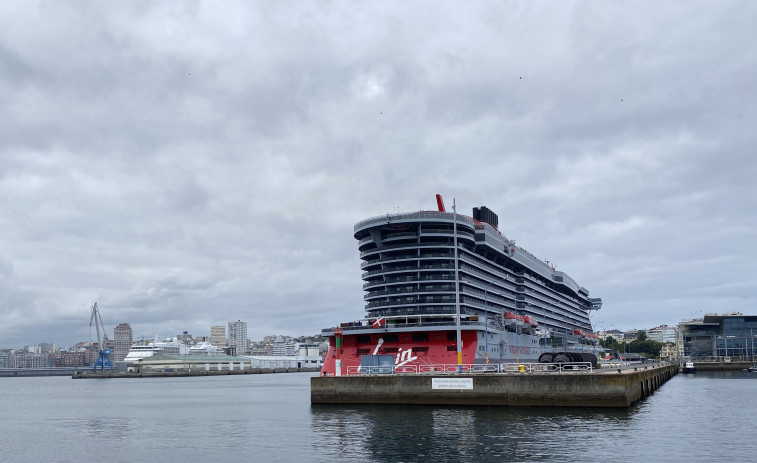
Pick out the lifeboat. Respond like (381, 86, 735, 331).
(523, 315, 538, 327)
(504, 312, 517, 329)
(573, 329, 584, 336)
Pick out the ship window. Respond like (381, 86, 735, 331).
(356, 348, 371, 354)
(413, 333, 429, 342)
(414, 346, 429, 352)
(356, 335, 371, 344)
(434, 335, 441, 339)
(446, 345, 457, 351)
(383, 347, 399, 353)
(383, 334, 399, 343)
(447, 331, 456, 341)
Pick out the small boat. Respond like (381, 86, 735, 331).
(682, 361, 696, 374)
(747, 364, 757, 373)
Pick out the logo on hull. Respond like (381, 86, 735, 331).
(373, 338, 418, 367)
(394, 347, 418, 367)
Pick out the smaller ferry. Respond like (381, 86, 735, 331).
(681, 361, 696, 374)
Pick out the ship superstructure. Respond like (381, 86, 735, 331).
(320, 196, 602, 375)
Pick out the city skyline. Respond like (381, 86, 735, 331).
(0, 316, 700, 351)
(2, 2, 756, 347)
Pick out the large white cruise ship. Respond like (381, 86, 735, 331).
(320, 195, 603, 376)
(123, 338, 190, 363)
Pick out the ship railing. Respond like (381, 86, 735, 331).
(355, 211, 477, 233)
(324, 320, 485, 335)
(347, 362, 593, 375)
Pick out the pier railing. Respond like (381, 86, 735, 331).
(346, 362, 593, 375)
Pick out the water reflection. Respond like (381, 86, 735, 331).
(310, 404, 633, 462)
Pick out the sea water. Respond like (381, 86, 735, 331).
(0, 371, 754, 462)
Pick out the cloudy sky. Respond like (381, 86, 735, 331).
(2, 1, 755, 348)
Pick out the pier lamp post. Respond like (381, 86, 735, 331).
(523, 301, 547, 356)
(453, 199, 462, 373)
(541, 304, 548, 353)
(515, 308, 521, 364)
(483, 281, 494, 365)
(516, 289, 535, 364)
(594, 323, 613, 357)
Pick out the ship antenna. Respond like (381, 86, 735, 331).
(453, 198, 462, 372)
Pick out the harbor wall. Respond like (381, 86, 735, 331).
(311, 364, 677, 408)
(73, 367, 320, 379)
(691, 360, 753, 371)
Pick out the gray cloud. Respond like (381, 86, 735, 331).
(1, 0, 756, 347)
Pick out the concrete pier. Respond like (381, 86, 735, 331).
(311, 363, 677, 408)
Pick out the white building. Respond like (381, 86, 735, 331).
(294, 343, 320, 356)
(647, 325, 677, 343)
(228, 320, 248, 354)
(245, 355, 322, 370)
(272, 336, 295, 356)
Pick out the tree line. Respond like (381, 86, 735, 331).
(599, 331, 664, 358)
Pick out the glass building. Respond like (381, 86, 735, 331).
(678, 314, 757, 359)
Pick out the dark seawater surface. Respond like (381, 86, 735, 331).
(1, 371, 754, 462)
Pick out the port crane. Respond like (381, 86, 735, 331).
(89, 302, 113, 371)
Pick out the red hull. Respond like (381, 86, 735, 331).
(320, 330, 479, 376)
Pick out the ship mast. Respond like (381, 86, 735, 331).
(453, 198, 462, 372)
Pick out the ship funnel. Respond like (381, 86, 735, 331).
(435, 194, 446, 212)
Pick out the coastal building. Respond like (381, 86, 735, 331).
(249, 342, 271, 356)
(53, 351, 89, 368)
(113, 323, 133, 362)
(177, 331, 193, 344)
(228, 320, 248, 354)
(597, 329, 623, 341)
(245, 355, 323, 370)
(678, 313, 757, 359)
(659, 343, 677, 359)
(38, 343, 55, 353)
(647, 325, 677, 344)
(294, 343, 320, 356)
(272, 336, 295, 356)
(210, 325, 227, 347)
(7, 350, 49, 368)
(26, 345, 41, 354)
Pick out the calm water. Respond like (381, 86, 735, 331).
(1, 371, 754, 462)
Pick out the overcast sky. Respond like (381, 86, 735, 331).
(2, 1, 755, 348)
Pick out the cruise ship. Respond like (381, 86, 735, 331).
(123, 338, 189, 363)
(319, 195, 602, 376)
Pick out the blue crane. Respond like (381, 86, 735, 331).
(90, 302, 113, 371)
